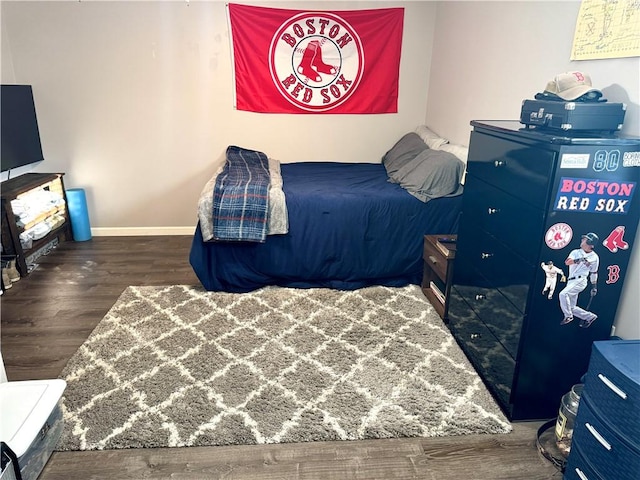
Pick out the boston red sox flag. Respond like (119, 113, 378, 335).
(227, 3, 404, 114)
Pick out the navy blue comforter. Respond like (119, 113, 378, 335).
(190, 162, 462, 292)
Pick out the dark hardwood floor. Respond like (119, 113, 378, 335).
(0, 236, 562, 479)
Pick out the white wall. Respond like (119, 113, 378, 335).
(427, 1, 639, 339)
(1, 0, 437, 230)
(427, 1, 639, 143)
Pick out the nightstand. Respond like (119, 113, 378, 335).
(422, 234, 456, 320)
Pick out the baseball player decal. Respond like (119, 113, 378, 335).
(559, 232, 600, 328)
(541, 261, 566, 299)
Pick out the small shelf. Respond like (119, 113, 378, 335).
(1, 173, 73, 277)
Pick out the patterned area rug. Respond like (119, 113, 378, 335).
(57, 284, 511, 451)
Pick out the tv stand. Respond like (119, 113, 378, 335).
(1, 173, 73, 277)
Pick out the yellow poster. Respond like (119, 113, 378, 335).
(571, 0, 640, 60)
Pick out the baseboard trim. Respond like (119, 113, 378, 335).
(91, 227, 196, 236)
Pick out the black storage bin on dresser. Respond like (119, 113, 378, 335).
(564, 340, 640, 480)
(520, 99, 626, 132)
(447, 120, 640, 421)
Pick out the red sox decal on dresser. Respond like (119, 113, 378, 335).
(554, 178, 635, 214)
(557, 232, 601, 328)
(546, 146, 638, 328)
(602, 226, 629, 285)
(602, 225, 629, 253)
(544, 223, 633, 328)
(606, 264, 621, 285)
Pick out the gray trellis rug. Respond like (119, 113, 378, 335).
(57, 284, 511, 451)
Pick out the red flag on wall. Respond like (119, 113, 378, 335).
(227, 3, 404, 114)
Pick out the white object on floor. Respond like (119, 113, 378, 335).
(0, 379, 67, 480)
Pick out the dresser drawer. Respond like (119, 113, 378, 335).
(454, 273, 523, 359)
(564, 443, 605, 480)
(454, 227, 533, 313)
(460, 177, 545, 260)
(466, 130, 555, 209)
(571, 396, 640, 480)
(423, 236, 449, 281)
(583, 341, 640, 449)
(448, 287, 515, 410)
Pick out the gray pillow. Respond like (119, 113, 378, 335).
(388, 148, 464, 202)
(382, 132, 429, 178)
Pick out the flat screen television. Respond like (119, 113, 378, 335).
(1, 84, 45, 173)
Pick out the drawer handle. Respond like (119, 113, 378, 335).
(494, 160, 506, 167)
(475, 294, 486, 301)
(428, 255, 439, 265)
(574, 468, 589, 480)
(481, 252, 493, 259)
(487, 207, 500, 215)
(597, 373, 627, 400)
(585, 422, 611, 451)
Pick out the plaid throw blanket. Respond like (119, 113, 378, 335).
(212, 146, 271, 242)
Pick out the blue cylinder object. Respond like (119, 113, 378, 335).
(66, 188, 92, 241)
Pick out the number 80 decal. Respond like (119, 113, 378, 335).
(593, 150, 621, 172)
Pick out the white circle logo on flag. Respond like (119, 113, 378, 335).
(269, 12, 364, 112)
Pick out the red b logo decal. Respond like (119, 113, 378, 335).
(606, 265, 620, 284)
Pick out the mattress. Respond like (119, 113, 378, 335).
(190, 162, 462, 292)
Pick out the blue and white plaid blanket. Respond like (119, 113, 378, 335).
(212, 146, 271, 242)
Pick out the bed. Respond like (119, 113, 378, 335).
(190, 130, 466, 292)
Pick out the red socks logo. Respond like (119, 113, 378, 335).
(270, 12, 364, 111)
(297, 40, 337, 82)
(602, 226, 629, 253)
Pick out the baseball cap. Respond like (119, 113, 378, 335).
(544, 72, 602, 101)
